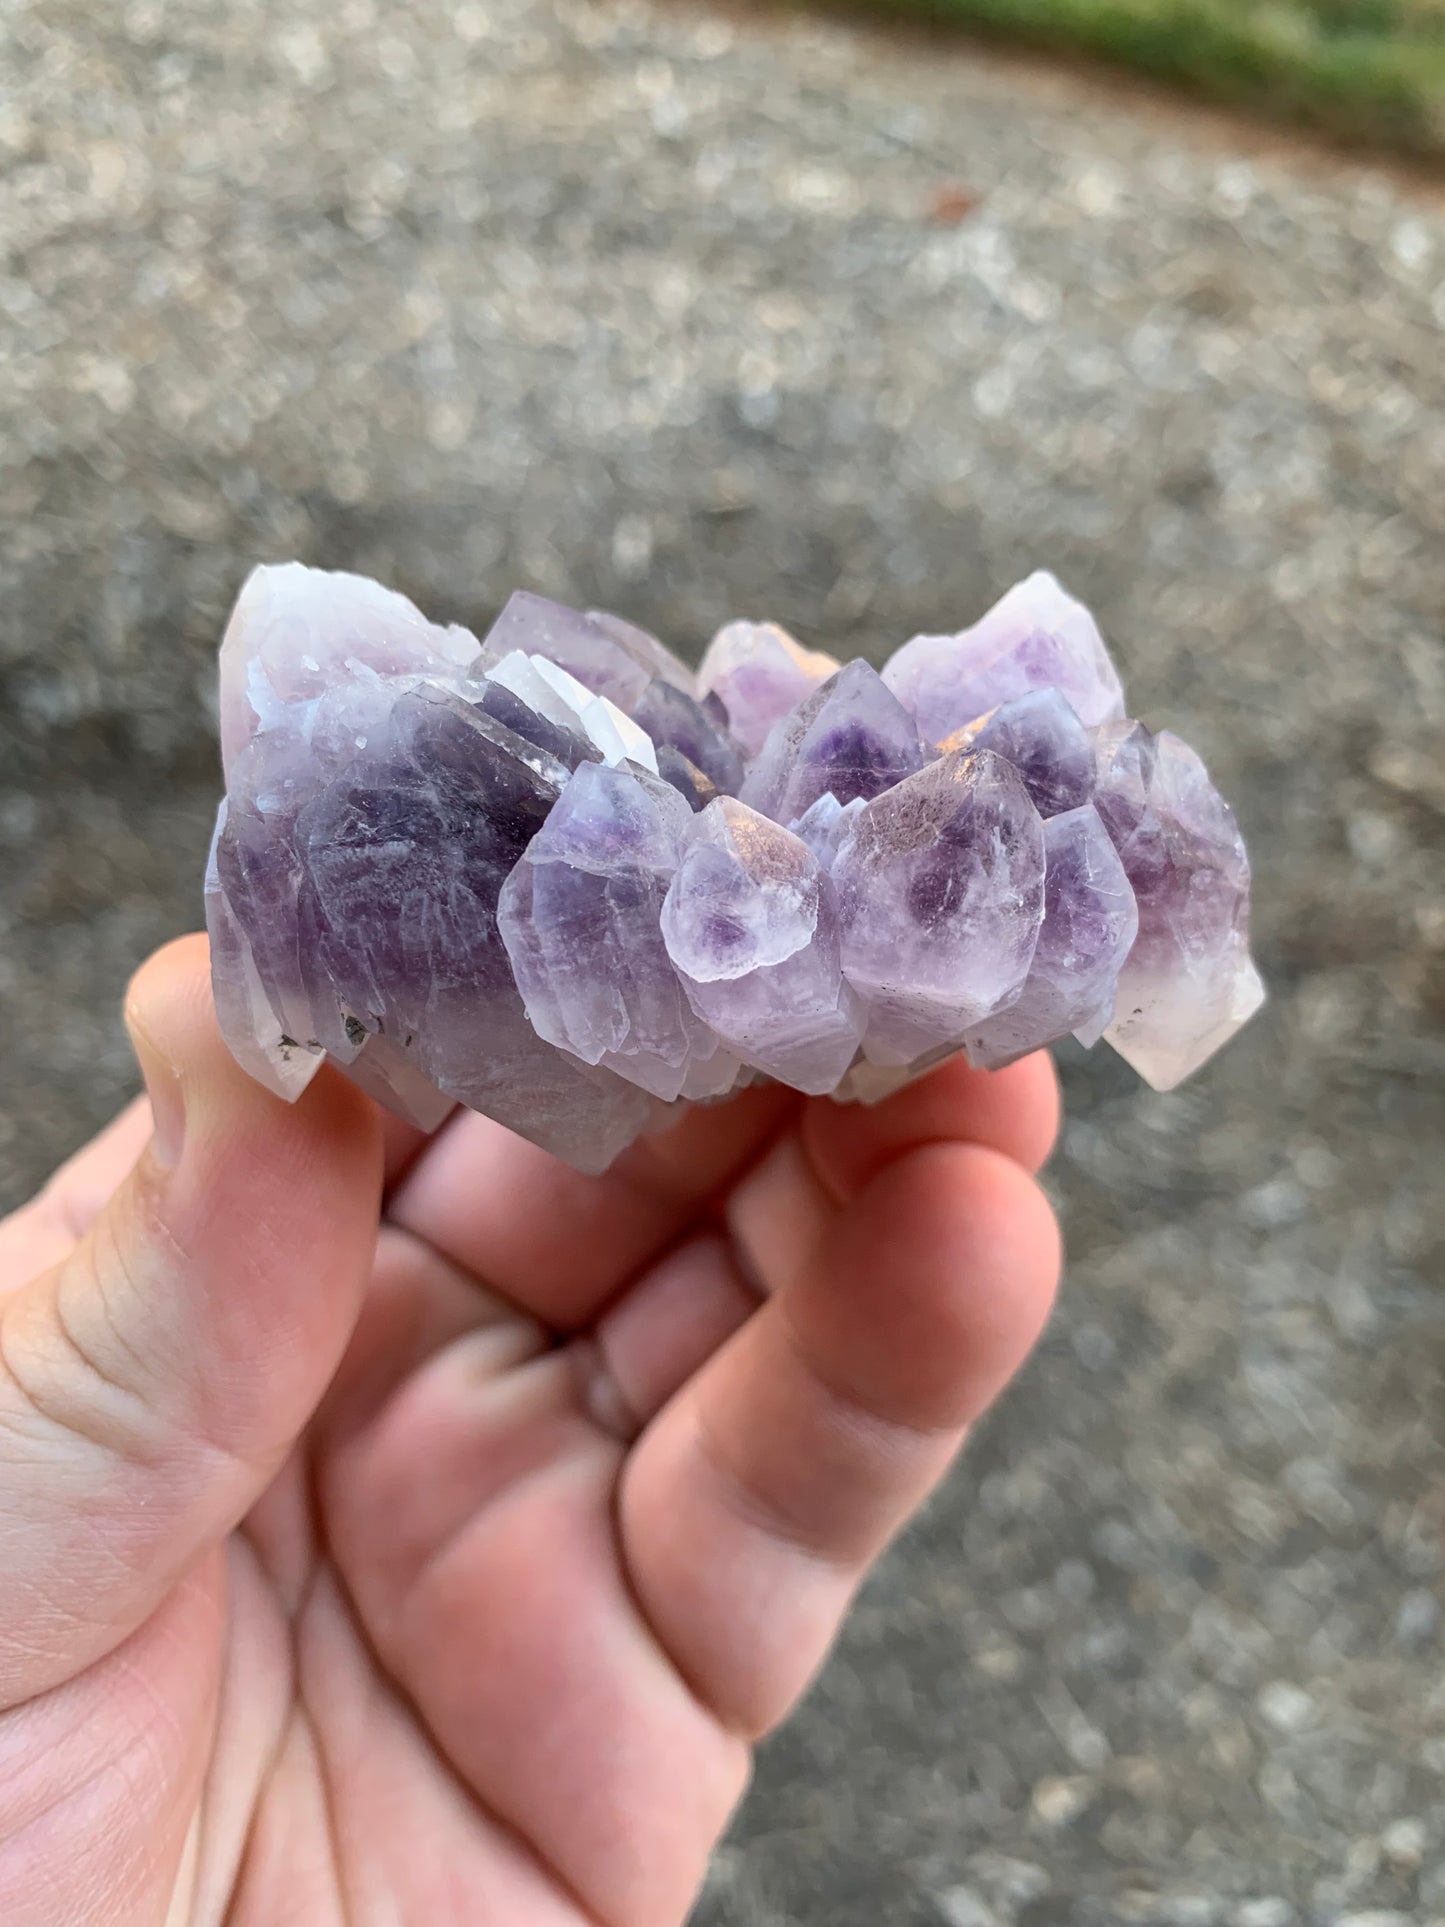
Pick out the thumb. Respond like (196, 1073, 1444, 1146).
(0, 933, 381, 1711)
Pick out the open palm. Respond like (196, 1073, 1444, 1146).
(0, 935, 1059, 1927)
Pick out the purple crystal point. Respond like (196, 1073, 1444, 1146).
(631, 678, 745, 796)
(497, 761, 728, 1102)
(954, 686, 1096, 819)
(1091, 722, 1264, 1089)
(209, 571, 652, 1170)
(696, 620, 841, 759)
(472, 677, 602, 772)
(585, 609, 696, 697)
(882, 571, 1126, 749)
(739, 660, 925, 824)
(790, 792, 866, 870)
(964, 803, 1138, 1070)
(480, 591, 692, 712)
(218, 561, 481, 767)
(652, 746, 722, 813)
(481, 650, 660, 773)
(292, 688, 653, 1162)
(661, 797, 863, 1093)
(832, 749, 1046, 1067)
(204, 802, 322, 1102)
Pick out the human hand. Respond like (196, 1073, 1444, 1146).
(0, 933, 1059, 1927)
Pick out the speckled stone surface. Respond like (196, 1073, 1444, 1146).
(1, 1, 1443, 1919)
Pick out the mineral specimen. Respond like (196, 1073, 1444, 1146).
(207, 562, 1263, 1170)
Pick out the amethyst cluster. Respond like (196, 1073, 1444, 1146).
(206, 564, 1263, 1171)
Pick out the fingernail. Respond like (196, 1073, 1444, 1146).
(129, 1022, 186, 1169)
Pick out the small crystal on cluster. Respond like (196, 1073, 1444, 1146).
(207, 563, 1263, 1169)
(882, 570, 1126, 745)
(660, 797, 864, 1094)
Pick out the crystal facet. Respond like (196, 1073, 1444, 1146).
(1091, 721, 1264, 1090)
(963, 803, 1138, 1070)
(479, 590, 694, 711)
(949, 685, 1096, 819)
(696, 619, 840, 758)
(208, 563, 1262, 1170)
(882, 570, 1126, 747)
(498, 761, 729, 1102)
(832, 749, 1046, 1067)
(739, 660, 925, 824)
(661, 798, 864, 1094)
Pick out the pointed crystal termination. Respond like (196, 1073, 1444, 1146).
(482, 649, 659, 772)
(205, 801, 322, 1103)
(586, 609, 697, 698)
(218, 561, 482, 768)
(832, 749, 1046, 1067)
(631, 678, 745, 796)
(790, 792, 866, 870)
(651, 746, 721, 814)
(208, 566, 656, 1169)
(497, 761, 733, 1102)
(1091, 722, 1264, 1090)
(947, 686, 1096, 819)
(479, 591, 694, 711)
(661, 797, 863, 1094)
(739, 660, 926, 824)
(285, 687, 655, 1165)
(209, 562, 1262, 1172)
(964, 804, 1138, 1071)
(696, 619, 840, 758)
(883, 570, 1126, 749)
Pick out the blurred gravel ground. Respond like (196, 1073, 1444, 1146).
(2, 1, 1444, 1920)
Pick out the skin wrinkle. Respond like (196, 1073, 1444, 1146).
(565, 1335, 644, 1445)
(775, 1166, 1038, 1437)
(0, 1261, 169, 1468)
(319, 1188, 787, 1799)
(331, 1500, 626, 1927)
(611, 1419, 832, 1751)
(193, 1542, 296, 1927)
(293, 1705, 354, 1927)
(775, 1302, 961, 1454)
(690, 1351, 924, 1577)
(0, 1591, 218, 1920)
(225, 1712, 350, 1927)
(575, 1480, 754, 1927)
(165, 1808, 202, 1927)
(590, 1235, 765, 1436)
(352, 1382, 745, 1927)
(312, 1224, 546, 1460)
(389, 1434, 620, 1660)
(0, 1244, 290, 1715)
(6, 1173, 286, 1495)
(0, 1714, 132, 1854)
(67, 1206, 162, 1392)
(0, 1279, 163, 1472)
(277, 1546, 614, 1927)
